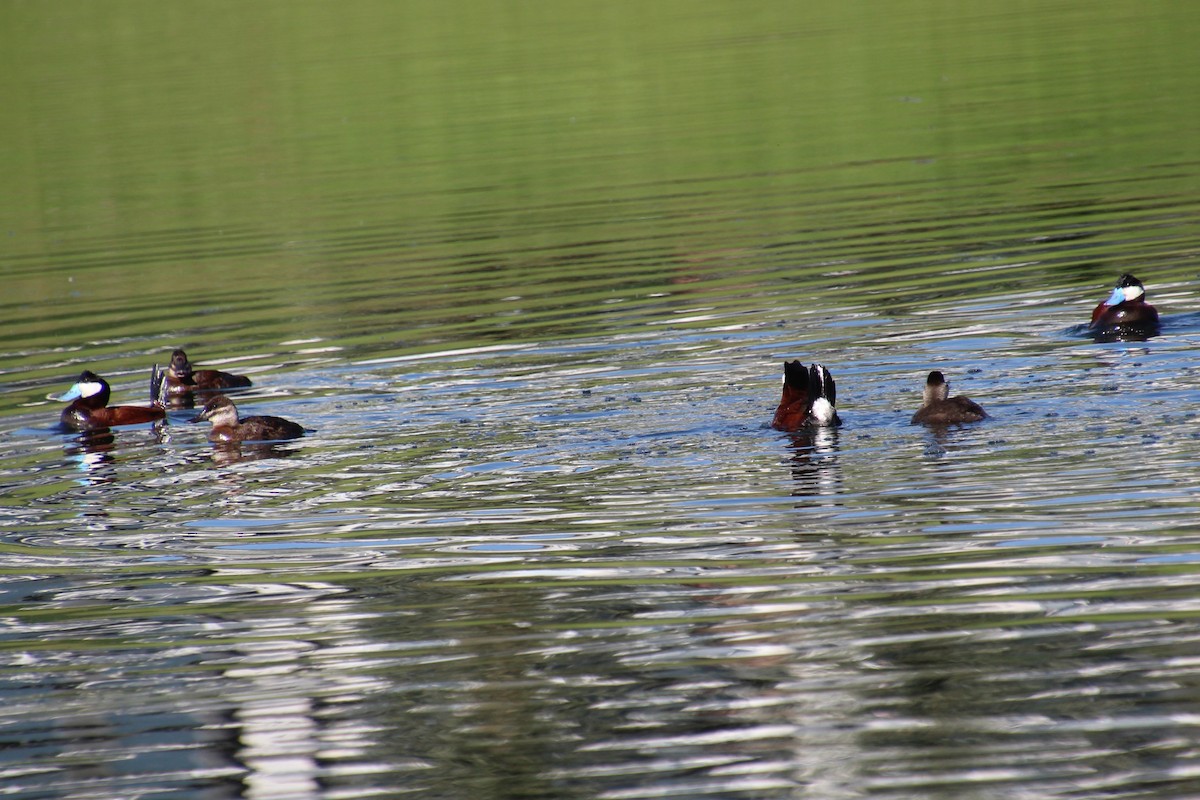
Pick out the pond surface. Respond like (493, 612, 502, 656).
(4, 2, 1200, 798)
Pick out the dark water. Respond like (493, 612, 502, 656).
(4, 2, 1200, 798)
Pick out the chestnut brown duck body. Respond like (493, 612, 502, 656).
(771, 361, 841, 431)
(57, 370, 166, 431)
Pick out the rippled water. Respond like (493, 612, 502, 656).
(5, 2, 1200, 798)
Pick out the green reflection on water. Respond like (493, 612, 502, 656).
(1, 1, 1198, 357)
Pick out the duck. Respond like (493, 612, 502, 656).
(1089, 273, 1160, 339)
(910, 371, 987, 425)
(771, 361, 841, 431)
(190, 395, 306, 443)
(164, 349, 252, 395)
(57, 369, 167, 431)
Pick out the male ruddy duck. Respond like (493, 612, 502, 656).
(165, 349, 252, 395)
(771, 361, 841, 431)
(910, 371, 987, 425)
(57, 370, 167, 431)
(1089, 273, 1160, 339)
(190, 395, 306, 442)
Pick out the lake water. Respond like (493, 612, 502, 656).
(4, 2, 1200, 798)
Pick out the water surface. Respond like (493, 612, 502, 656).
(3, 2, 1200, 798)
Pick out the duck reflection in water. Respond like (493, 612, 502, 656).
(784, 424, 843, 502)
(62, 428, 118, 486)
(1088, 273, 1160, 342)
(62, 419, 178, 481)
(207, 441, 302, 466)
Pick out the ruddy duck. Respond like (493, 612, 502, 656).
(910, 371, 987, 425)
(57, 370, 167, 431)
(771, 361, 841, 431)
(165, 349, 252, 395)
(1089, 273, 1160, 339)
(190, 395, 306, 442)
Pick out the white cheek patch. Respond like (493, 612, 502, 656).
(78, 381, 104, 398)
(1123, 285, 1144, 301)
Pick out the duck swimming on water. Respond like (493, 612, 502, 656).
(190, 395, 306, 443)
(164, 349, 253, 395)
(1089, 273, 1160, 340)
(910, 371, 987, 425)
(57, 370, 167, 431)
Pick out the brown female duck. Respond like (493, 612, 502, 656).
(190, 395, 305, 442)
(910, 371, 987, 425)
(165, 349, 252, 395)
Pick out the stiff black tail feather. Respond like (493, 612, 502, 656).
(151, 364, 166, 406)
(782, 359, 808, 389)
(807, 363, 836, 406)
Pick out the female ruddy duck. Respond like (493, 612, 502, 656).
(911, 371, 987, 425)
(1089, 273, 1160, 339)
(165, 349, 252, 395)
(57, 370, 167, 431)
(771, 361, 841, 431)
(190, 395, 305, 442)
